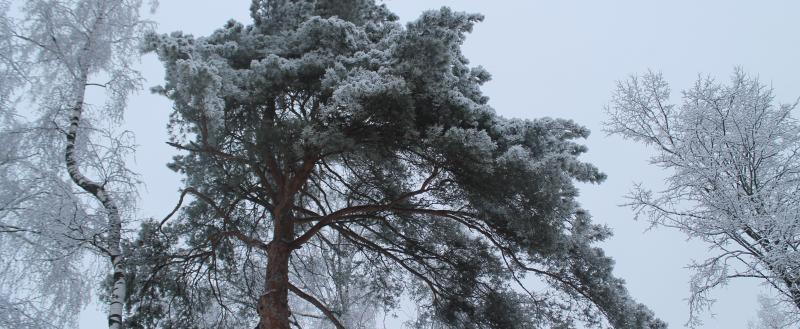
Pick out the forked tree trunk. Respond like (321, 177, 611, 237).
(258, 215, 294, 329)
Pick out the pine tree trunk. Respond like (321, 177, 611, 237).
(258, 217, 294, 329)
(65, 69, 126, 329)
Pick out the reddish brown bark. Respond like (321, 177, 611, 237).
(258, 215, 294, 329)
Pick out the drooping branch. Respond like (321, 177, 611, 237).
(161, 187, 270, 251)
(288, 282, 345, 329)
(332, 223, 443, 303)
(290, 168, 443, 249)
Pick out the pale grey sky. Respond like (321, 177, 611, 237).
(81, 1, 800, 328)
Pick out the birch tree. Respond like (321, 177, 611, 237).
(0, 0, 153, 327)
(0, 107, 97, 329)
(127, 1, 666, 328)
(606, 69, 800, 327)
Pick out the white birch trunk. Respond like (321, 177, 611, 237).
(63, 4, 126, 328)
(2, 0, 149, 326)
(65, 72, 126, 329)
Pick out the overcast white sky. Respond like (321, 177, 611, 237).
(80, 1, 800, 328)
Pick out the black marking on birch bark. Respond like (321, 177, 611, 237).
(65, 67, 126, 329)
(108, 314, 122, 327)
(61, 4, 128, 328)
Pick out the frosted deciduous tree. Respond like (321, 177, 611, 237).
(0, 105, 96, 329)
(748, 295, 799, 329)
(0, 0, 153, 327)
(606, 69, 800, 326)
(129, 1, 665, 328)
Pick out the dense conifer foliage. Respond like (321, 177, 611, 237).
(128, 1, 665, 328)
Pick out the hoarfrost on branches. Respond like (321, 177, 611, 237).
(748, 295, 800, 329)
(127, 1, 666, 328)
(606, 68, 800, 327)
(0, 0, 154, 327)
(0, 113, 97, 329)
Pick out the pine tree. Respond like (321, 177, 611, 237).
(129, 1, 665, 328)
